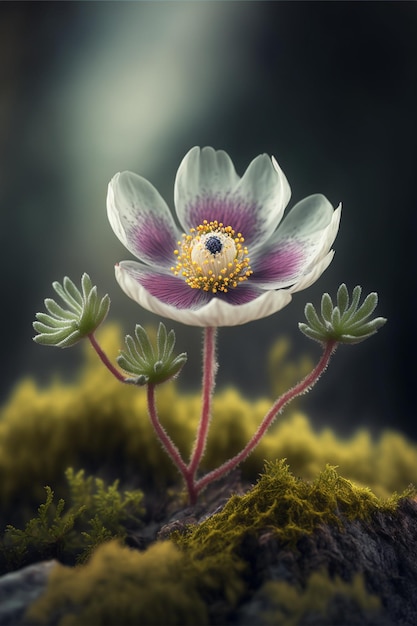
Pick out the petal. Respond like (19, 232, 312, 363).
(115, 261, 293, 327)
(288, 251, 335, 294)
(251, 196, 341, 289)
(174, 147, 291, 247)
(313, 202, 342, 261)
(188, 289, 293, 327)
(116, 261, 211, 310)
(234, 154, 291, 245)
(174, 147, 240, 227)
(274, 194, 337, 239)
(107, 171, 180, 268)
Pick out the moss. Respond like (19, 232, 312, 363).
(174, 460, 409, 556)
(26, 540, 209, 626)
(0, 468, 144, 573)
(26, 463, 411, 626)
(258, 571, 381, 626)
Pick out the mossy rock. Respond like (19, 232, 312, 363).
(25, 462, 417, 626)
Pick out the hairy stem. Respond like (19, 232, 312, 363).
(88, 333, 127, 383)
(195, 340, 337, 496)
(147, 384, 197, 503)
(188, 327, 218, 478)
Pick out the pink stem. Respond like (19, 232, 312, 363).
(88, 333, 127, 383)
(147, 384, 197, 502)
(188, 327, 218, 477)
(195, 340, 337, 496)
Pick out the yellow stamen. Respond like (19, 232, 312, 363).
(171, 220, 253, 293)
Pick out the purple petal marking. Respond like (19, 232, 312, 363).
(128, 216, 179, 268)
(183, 194, 261, 246)
(252, 241, 304, 285)
(126, 266, 211, 310)
(125, 263, 262, 309)
(214, 283, 263, 305)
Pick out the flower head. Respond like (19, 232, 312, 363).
(107, 147, 341, 327)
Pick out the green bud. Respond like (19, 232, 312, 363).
(299, 283, 387, 345)
(117, 323, 187, 385)
(33, 274, 110, 348)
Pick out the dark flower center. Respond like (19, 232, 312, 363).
(205, 236, 222, 255)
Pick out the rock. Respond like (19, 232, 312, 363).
(236, 498, 417, 625)
(0, 561, 57, 626)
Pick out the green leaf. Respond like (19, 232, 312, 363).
(341, 285, 362, 323)
(164, 329, 176, 361)
(34, 313, 67, 328)
(157, 322, 167, 361)
(63, 276, 84, 307)
(135, 325, 154, 360)
(350, 292, 378, 325)
(331, 306, 341, 328)
(304, 303, 323, 332)
(321, 293, 333, 323)
(81, 273, 93, 300)
(33, 327, 76, 346)
(44, 298, 76, 320)
(53, 278, 82, 312)
(336, 283, 349, 314)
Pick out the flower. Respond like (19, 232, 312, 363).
(107, 147, 341, 327)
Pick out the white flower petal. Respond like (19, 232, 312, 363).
(288, 251, 335, 294)
(234, 153, 291, 243)
(174, 147, 240, 229)
(107, 171, 180, 267)
(312, 203, 342, 261)
(174, 147, 291, 248)
(251, 201, 341, 289)
(115, 263, 293, 327)
(274, 194, 336, 240)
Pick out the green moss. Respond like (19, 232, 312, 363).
(0, 467, 144, 572)
(258, 571, 381, 626)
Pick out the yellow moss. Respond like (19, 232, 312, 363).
(27, 540, 208, 626)
(259, 571, 381, 626)
(174, 461, 403, 559)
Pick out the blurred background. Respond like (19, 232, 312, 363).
(0, 1, 415, 438)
